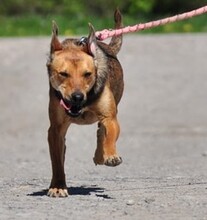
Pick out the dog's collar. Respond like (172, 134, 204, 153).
(84, 86, 104, 107)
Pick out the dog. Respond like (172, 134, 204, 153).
(46, 9, 124, 197)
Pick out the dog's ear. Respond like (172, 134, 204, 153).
(87, 23, 97, 56)
(50, 21, 62, 53)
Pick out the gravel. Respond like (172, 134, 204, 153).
(0, 34, 207, 220)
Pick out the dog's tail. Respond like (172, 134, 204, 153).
(109, 9, 123, 55)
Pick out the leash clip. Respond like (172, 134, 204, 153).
(78, 37, 87, 46)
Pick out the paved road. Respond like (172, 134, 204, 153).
(0, 35, 207, 220)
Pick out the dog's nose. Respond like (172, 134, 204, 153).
(71, 92, 84, 104)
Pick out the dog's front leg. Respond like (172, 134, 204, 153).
(94, 117, 122, 166)
(47, 122, 69, 197)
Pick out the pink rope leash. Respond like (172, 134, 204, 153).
(96, 5, 207, 41)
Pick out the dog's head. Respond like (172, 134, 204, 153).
(47, 22, 107, 117)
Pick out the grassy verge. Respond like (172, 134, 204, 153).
(0, 13, 207, 37)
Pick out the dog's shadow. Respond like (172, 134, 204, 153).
(28, 186, 112, 199)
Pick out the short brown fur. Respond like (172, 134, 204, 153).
(47, 10, 124, 197)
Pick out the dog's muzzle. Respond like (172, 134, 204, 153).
(60, 92, 85, 117)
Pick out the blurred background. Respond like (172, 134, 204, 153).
(0, 0, 207, 36)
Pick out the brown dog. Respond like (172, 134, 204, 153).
(46, 10, 124, 197)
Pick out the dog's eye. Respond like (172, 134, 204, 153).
(59, 72, 69, 78)
(83, 72, 92, 78)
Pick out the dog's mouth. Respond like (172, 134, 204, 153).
(60, 99, 83, 117)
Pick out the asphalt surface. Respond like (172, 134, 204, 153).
(0, 34, 207, 220)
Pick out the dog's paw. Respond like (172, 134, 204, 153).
(47, 188, 69, 197)
(93, 154, 122, 166)
(104, 155, 122, 167)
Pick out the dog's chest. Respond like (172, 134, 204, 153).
(70, 109, 98, 125)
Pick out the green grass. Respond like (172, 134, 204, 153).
(0, 13, 207, 37)
(0, 14, 115, 37)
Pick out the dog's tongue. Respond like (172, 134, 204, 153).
(60, 99, 71, 111)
